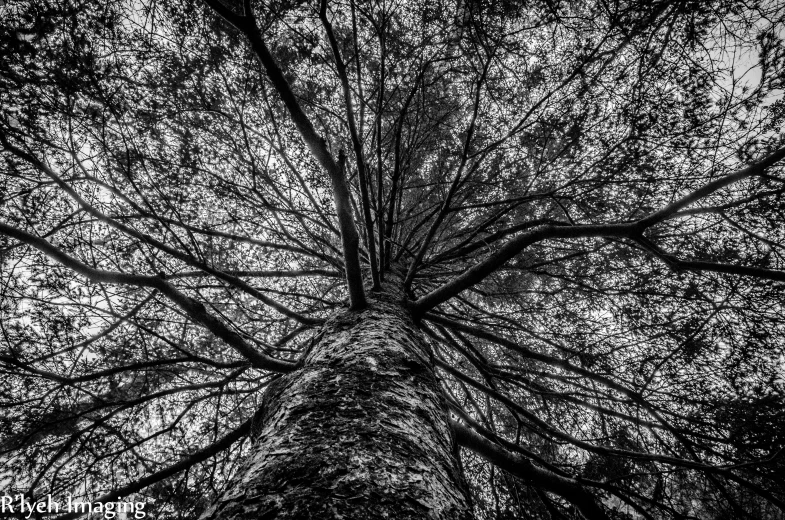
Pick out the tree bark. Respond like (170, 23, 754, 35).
(199, 290, 473, 519)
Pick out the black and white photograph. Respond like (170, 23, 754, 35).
(1, 0, 784, 518)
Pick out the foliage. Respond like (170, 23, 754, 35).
(1, 0, 784, 518)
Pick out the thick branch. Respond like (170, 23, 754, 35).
(0, 138, 320, 325)
(0, 222, 296, 373)
(201, 0, 367, 309)
(167, 269, 342, 279)
(414, 147, 785, 314)
(668, 258, 785, 281)
(452, 420, 609, 520)
(412, 223, 635, 314)
(320, 0, 380, 291)
(635, 146, 785, 229)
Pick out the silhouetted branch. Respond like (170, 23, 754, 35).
(0, 138, 321, 325)
(50, 418, 252, 520)
(452, 420, 610, 520)
(415, 148, 785, 313)
(201, 0, 367, 309)
(635, 146, 785, 229)
(320, 0, 380, 291)
(0, 222, 297, 373)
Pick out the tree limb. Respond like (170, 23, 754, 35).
(635, 146, 785, 229)
(452, 420, 610, 520)
(320, 0, 380, 291)
(201, 0, 367, 309)
(0, 222, 297, 373)
(50, 418, 252, 520)
(414, 147, 785, 314)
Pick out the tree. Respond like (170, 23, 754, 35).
(1, 0, 784, 517)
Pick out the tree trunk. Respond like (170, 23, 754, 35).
(199, 290, 473, 519)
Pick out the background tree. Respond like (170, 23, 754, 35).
(1, 0, 785, 518)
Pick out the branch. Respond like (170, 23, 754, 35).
(666, 257, 785, 282)
(166, 269, 342, 279)
(632, 236, 785, 282)
(424, 313, 645, 406)
(439, 356, 734, 471)
(320, 0, 380, 291)
(50, 418, 252, 520)
(384, 66, 429, 270)
(452, 420, 609, 520)
(200, 0, 247, 29)
(0, 139, 320, 325)
(412, 223, 635, 314)
(635, 146, 785, 229)
(0, 222, 297, 373)
(201, 1, 367, 309)
(404, 57, 492, 288)
(414, 147, 785, 314)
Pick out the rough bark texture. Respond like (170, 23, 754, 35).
(199, 290, 473, 519)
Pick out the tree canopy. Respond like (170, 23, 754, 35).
(1, 0, 785, 518)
